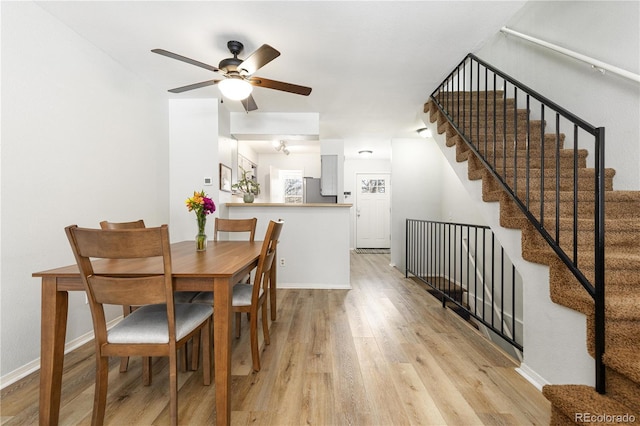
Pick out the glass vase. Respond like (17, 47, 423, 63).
(196, 216, 207, 251)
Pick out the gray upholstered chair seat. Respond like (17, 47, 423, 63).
(192, 284, 263, 307)
(108, 303, 213, 344)
(173, 291, 200, 303)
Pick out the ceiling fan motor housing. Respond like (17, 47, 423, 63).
(219, 40, 245, 74)
(227, 40, 244, 55)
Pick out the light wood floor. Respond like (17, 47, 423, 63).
(1, 252, 550, 425)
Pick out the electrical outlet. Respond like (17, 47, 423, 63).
(279, 258, 285, 267)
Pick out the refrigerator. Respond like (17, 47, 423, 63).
(303, 177, 337, 203)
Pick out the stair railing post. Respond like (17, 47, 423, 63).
(594, 126, 606, 394)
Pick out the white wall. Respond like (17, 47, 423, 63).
(439, 158, 487, 226)
(477, 1, 640, 190)
(1, 3, 169, 380)
(168, 99, 220, 241)
(390, 138, 444, 268)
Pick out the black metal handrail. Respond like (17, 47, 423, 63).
(429, 53, 606, 393)
(406, 219, 523, 351)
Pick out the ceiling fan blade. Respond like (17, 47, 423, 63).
(241, 94, 258, 112)
(151, 49, 219, 73)
(168, 79, 220, 93)
(239, 44, 280, 75)
(248, 76, 312, 96)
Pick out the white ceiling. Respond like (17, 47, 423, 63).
(36, 1, 526, 159)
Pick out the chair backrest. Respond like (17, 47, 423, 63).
(65, 224, 175, 343)
(214, 217, 257, 241)
(251, 220, 284, 300)
(99, 219, 146, 230)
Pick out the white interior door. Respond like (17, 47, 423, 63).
(356, 173, 391, 248)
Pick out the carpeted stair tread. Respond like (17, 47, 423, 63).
(542, 385, 637, 424)
(604, 348, 640, 384)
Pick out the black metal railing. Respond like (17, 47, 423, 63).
(406, 219, 523, 351)
(429, 53, 606, 393)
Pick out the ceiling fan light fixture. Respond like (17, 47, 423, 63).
(417, 127, 432, 138)
(218, 78, 253, 101)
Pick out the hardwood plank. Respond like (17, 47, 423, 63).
(402, 342, 485, 425)
(388, 362, 448, 425)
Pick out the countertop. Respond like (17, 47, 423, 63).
(226, 202, 352, 208)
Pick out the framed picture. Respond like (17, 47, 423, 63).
(219, 163, 232, 192)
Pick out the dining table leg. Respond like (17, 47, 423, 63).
(39, 278, 69, 426)
(212, 277, 233, 426)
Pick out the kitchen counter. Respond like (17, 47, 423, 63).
(225, 203, 351, 289)
(226, 202, 352, 207)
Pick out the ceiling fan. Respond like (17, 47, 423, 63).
(152, 40, 312, 112)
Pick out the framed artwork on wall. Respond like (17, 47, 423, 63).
(219, 163, 232, 192)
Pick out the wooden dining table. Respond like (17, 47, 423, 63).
(33, 240, 266, 426)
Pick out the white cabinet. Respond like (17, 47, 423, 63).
(320, 154, 338, 196)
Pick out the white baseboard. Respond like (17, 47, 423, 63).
(516, 362, 549, 391)
(0, 317, 122, 390)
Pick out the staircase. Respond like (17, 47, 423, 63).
(425, 60, 640, 423)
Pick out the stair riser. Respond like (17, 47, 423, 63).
(520, 226, 640, 252)
(549, 258, 640, 290)
(605, 368, 640, 414)
(471, 136, 565, 149)
(438, 119, 546, 138)
(468, 136, 567, 152)
(502, 199, 640, 220)
(500, 200, 640, 232)
(549, 408, 575, 425)
(481, 173, 614, 200)
(536, 203, 640, 220)
(484, 182, 614, 200)
(456, 121, 546, 138)
(503, 179, 613, 192)
(433, 91, 507, 101)
(448, 111, 531, 127)
(587, 316, 640, 353)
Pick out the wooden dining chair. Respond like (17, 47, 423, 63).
(101, 221, 200, 302)
(65, 224, 212, 426)
(213, 217, 257, 242)
(100, 219, 200, 374)
(193, 219, 283, 371)
(215, 217, 257, 283)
